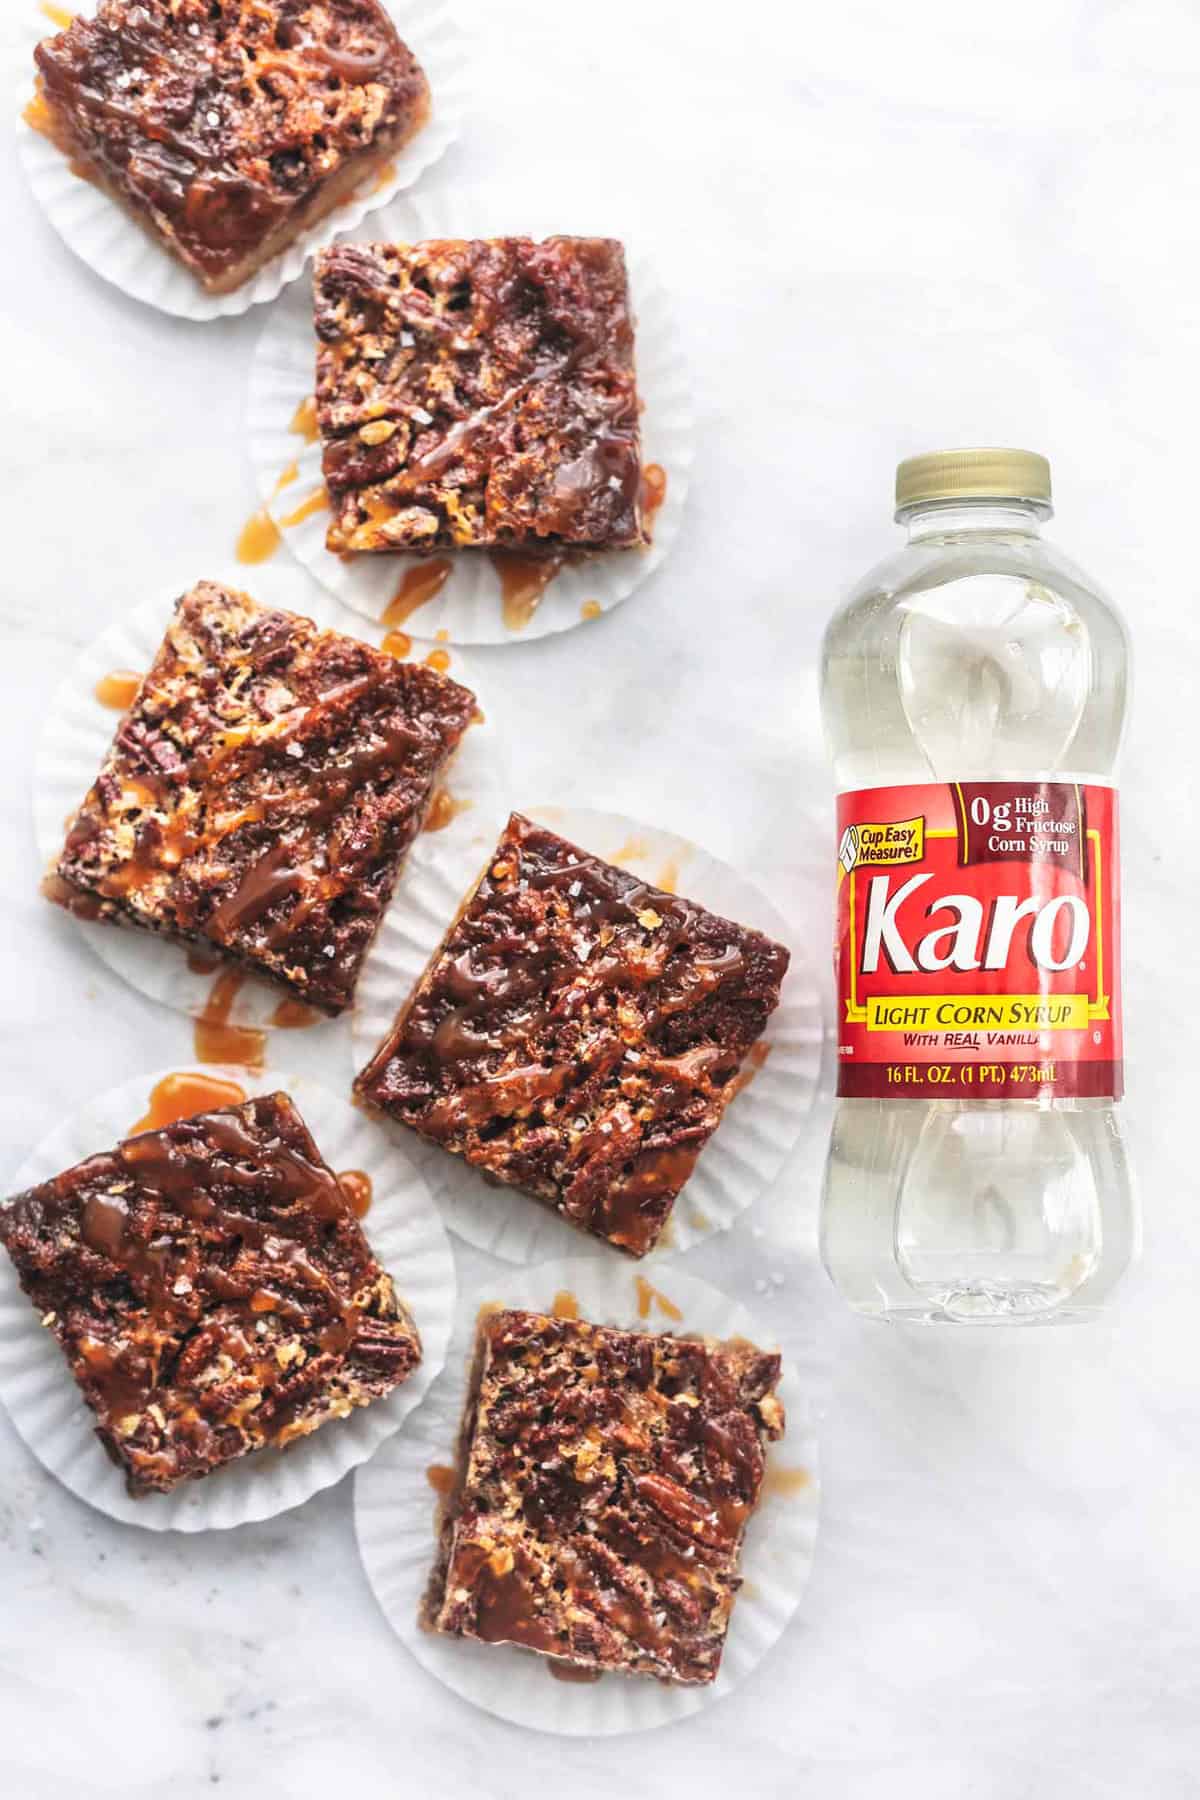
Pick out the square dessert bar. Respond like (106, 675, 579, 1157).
(424, 1307, 785, 1685)
(32, 0, 429, 294)
(313, 237, 647, 554)
(52, 581, 476, 1016)
(0, 1092, 420, 1496)
(355, 813, 790, 1254)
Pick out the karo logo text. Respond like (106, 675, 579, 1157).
(860, 873, 1091, 976)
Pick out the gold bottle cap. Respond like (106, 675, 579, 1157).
(895, 447, 1052, 516)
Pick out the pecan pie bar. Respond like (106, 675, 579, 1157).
(355, 813, 790, 1253)
(423, 1306, 785, 1684)
(313, 237, 646, 554)
(31, 0, 429, 294)
(0, 1092, 420, 1496)
(51, 581, 476, 1015)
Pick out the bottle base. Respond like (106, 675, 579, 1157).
(833, 1287, 1110, 1327)
(820, 1094, 1138, 1328)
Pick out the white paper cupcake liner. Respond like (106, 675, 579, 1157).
(15, 0, 471, 321)
(0, 1065, 456, 1532)
(354, 1256, 821, 1735)
(32, 572, 501, 1035)
(351, 805, 826, 1262)
(247, 185, 694, 643)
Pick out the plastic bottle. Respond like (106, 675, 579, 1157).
(820, 449, 1136, 1324)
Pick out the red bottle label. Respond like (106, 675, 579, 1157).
(834, 781, 1122, 1100)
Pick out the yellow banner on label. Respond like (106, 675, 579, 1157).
(839, 815, 925, 872)
(865, 993, 1089, 1031)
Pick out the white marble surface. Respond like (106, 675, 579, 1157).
(1, 0, 1197, 1793)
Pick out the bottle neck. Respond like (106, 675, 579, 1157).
(900, 498, 1049, 542)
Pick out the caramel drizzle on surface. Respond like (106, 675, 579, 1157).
(290, 396, 319, 444)
(279, 487, 329, 529)
(609, 835, 649, 868)
(634, 1275, 682, 1322)
(130, 1071, 247, 1136)
(763, 1465, 811, 1498)
(236, 507, 282, 565)
(23, 88, 53, 134)
(654, 856, 682, 895)
(641, 463, 668, 533)
(194, 969, 266, 1070)
(270, 998, 321, 1030)
(382, 558, 453, 627)
(337, 1169, 372, 1218)
(236, 458, 303, 564)
(94, 670, 143, 711)
(490, 551, 564, 633)
(423, 789, 470, 834)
